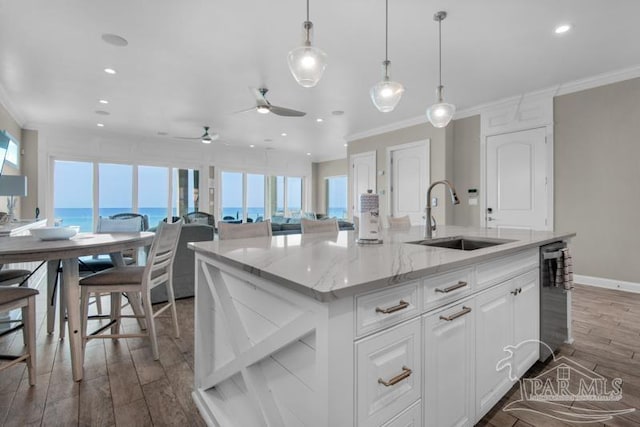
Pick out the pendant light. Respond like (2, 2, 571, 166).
(370, 0, 404, 112)
(426, 11, 456, 128)
(287, 0, 327, 88)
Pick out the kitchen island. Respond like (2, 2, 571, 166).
(189, 225, 575, 427)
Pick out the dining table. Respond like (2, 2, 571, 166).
(0, 231, 154, 381)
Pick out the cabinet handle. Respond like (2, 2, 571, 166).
(511, 287, 523, 295)
(435, 281, 468, 293)
(375, 300, 410, 314)
(439, 306, 472, 321)
(378, 366, 412, 387)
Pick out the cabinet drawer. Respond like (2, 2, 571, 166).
(356, 282, 421, 337)
(356, 318, 422, 427)
(423, 267, 474, 310)
(382, 400, 421, 427)
(476, 249, 538, 291)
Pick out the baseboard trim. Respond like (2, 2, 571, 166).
(574, 274, 640, 294)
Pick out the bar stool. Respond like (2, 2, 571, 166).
(0, 287, 38, 385)
(301, 218, 339, 234)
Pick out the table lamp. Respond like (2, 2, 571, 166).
(0, 175, 27, 222)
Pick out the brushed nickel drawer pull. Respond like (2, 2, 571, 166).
(378, 366, 412, 387)
(435, 280, 468, 293)
(375, 300, 410, 314)
(439, 306, 472, 321)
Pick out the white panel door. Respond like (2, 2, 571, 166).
(351, 151, 377, 218)
(486, 128, 547, 230)
(390, 142, 428, 225)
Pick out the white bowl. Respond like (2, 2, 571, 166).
(31, 226, 78, 241)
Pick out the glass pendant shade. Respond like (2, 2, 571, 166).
(288, 21, 327, 88)
(427, 86, 455, 127)
(370, 62, 404, 112)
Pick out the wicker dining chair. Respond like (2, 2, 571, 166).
(217, 220, 272, 240)
(300, 218, 339, 234)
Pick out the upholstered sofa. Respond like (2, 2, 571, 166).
(150, 223, 214, 304)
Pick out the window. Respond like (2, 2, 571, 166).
(0, 130, 19, 170)
(267, 175, 304, 218)
(99, 163, 133, 218)
(246, 174, 265, 222)
(54, 160, 94, 231)
(287, 177, 303, 217)
(172, 168, 199, 218)
(221, 171, 243, 221)
(326, 176, 348, 219)
(138, 165, 169, 229)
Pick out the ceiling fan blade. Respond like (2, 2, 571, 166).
(174, 136, 201, 140)
(269, 105, 306, 117)
(233, 106, 258, 114)
(250, 87, 269, 107)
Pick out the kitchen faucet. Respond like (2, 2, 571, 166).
(425, 180, 460, 238)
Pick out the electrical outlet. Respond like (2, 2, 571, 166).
(431, 197, 438, 207)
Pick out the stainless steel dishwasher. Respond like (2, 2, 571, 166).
(539, 241, 572, 361)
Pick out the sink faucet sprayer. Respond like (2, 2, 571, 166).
(425, 180, 460, 238)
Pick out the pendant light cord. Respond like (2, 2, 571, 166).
(385, 0, 389, 62)
(306, 0, 310, 22)
(438, 16, 442, 87)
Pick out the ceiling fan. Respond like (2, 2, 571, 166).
(175, 126, 219, 144)
(237, 87, 306, 117)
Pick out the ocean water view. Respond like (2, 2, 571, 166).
(55, 206, 349, 232)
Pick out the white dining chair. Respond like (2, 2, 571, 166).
(79, 220, 182, 360)
(58, 215, 146, 338)
(387, 215, 411, 229)
(218, 220, 272, 240)
(0, 287, 38, 385)
(301, 218, 339, 234)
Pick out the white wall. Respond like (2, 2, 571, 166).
(36, 124, 312, 223)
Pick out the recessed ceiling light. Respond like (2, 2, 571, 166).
(101, 33, 129, 47)
(281, 132, 287, 137)
(95, 110, 110, 116)
(343, 143, 348, 147)
(250, 144, 255, 148)
(332, 110, 345, 116)
(316, 118, 323, 123)
(306, 152, 311, 156)
(99, 99, 109, 104)
(97, 123, 104, 127)
(104, 68, 117, 74)
(554, 24, 572, 34)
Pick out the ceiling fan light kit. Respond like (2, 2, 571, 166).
(426, 11, 456, 128)
(288, 0, 327, 88)
(370, 0, 404, 113)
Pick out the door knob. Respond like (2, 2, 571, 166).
(487, 217, 495, 221)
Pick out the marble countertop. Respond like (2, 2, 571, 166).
(189, 225, 575, 302)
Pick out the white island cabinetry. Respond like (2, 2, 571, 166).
(190, 226, 572, 426)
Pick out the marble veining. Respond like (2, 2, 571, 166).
(189, 225, 575, 301)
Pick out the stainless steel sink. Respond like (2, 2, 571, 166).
(406, 236, 514, 251)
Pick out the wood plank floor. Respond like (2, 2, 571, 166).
(0, 283, 639, 426)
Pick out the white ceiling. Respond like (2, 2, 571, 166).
(1, 0, 640, 161)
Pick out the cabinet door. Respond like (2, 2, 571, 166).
(424, 298, 475, 427)
(356, 318, 421, 427)
(513, 269, 540, 378)
(475, 280, 514, 421)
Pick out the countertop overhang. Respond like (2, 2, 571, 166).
(189, 226, 575, 302)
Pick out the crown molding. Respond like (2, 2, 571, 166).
(0, 83, 25, 128)
(345, 64, 640, 143)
